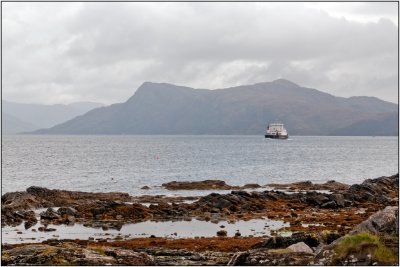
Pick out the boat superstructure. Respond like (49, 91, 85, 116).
(265, 123, 288, 139)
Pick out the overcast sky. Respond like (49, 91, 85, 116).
(2, 2, 398, 105)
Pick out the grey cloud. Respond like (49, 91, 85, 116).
(2, 2, 398, 105)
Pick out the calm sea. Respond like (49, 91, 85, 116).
(2, 135, 398, 196)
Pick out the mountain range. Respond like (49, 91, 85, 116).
(31, 79, 398, 136)
(3, 101, 104, 134)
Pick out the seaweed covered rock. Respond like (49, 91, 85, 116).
(162, 180, 261, 190)
(75, 201, 152, 220)
(1, 208, 37, 227)
(2, 191, 43, 210)
(162, 180, 234, 190)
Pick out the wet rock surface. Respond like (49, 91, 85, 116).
(2, 174, 399, 265)
(162, 180, 261, 190)
(267, 180, 350, 192)
(2, 174, 398, 231)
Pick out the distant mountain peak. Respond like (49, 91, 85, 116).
(272, 79, 299, 87)
(31, 80, 398, 136)
(138, 81, 179, 89)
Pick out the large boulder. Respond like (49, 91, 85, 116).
(314, 206, 399, 266)
(350, 206, 398, 235)
(228, 249, 314, 266)
(287, 242, 313, 254)
(40, 208, 61, 220)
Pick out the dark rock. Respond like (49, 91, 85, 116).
(162, 180, 234, 190)
(243, 183, 261, 189)
(26, 186, 53, 199)
(2, 191, 42, 210)
(344, 174, 398, 205)
(254, 232, 319, 249)
(321, 201, 337, 209)
(57, 207, 77, 217)
(24, 219, 37, 230)
(64, 216, 75, 225)
(267, 180, 349, 191)
(330, 193, 345, 207)
(141, 186, 150, 190)
(323, 232, 342, 245)
(214, 198, 232, 209)
(227, 251, 250, 265)
(40, 208, 60, 220)
(217, 230, 227, 237)
(304, 192, 330, 206)
(232, 190, 252, 198)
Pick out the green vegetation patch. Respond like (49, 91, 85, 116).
(91, 246, 107, 256)
(334, 232, 398, 265)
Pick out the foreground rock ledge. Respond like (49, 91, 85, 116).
(2, 206, 398, 265)
(1, 174, 399, 265)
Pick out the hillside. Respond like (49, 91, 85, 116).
(32, 79, 398, 135)
(3, 101, 104, 133)
(2, 113, 38, 134)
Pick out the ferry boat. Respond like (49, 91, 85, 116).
(265, 123, 288, 139)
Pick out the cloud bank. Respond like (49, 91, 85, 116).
(2, 2, 398, 104)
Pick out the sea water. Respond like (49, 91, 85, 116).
(2, 135, 398, 196)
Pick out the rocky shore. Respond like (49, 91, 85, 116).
(2, 174, 399, 265)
